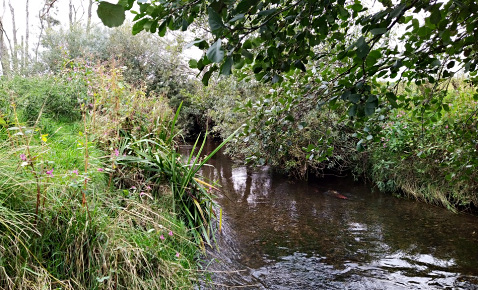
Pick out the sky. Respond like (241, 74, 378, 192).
(1, 0, 101, 61)
(1, 0, 202, 64)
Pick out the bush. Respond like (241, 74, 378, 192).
(2, 76, 84, 122)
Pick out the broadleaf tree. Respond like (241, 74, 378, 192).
(96, 0, 478, 168)
(96, 0, 478, 114)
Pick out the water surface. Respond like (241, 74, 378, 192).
(181, 142, 478, 289)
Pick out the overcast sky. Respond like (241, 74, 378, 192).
(1, 0, 203, 63)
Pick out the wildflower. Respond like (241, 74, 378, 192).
(140, 192, 146, 197)
(46, 169, 54, 176)
(20, 154, 27, 161)
(168, 231, 173, 236)
(114, 149, 120, 157)
(97, 168, 104, 172)
(145, 185, 151, 190)
(445, 125, 449, 129)
(72, 169, 79, 175)
(131, 186, 136, 190)
(176, 252, 180, 258)
(160, 235, 165, 241)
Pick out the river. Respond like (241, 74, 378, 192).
(180, 141, 478, 289)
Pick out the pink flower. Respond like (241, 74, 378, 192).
(20, 154, 27, 161)
(445, 125, 448, 129)
(175, 252, 180, 258)
(145, 185, 151, 190)
(140, 192, 146, 197)
(160, 235, 165, 240)
(97, 168, 104, 172)
(131, 186, 136, 190)
(114, 149, 119, 157)
(168, 231, 173, 236)
(46, 169, 54, 176)
(72, 169, 79, 175)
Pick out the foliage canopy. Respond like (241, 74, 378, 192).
(98, 0, 478, 116)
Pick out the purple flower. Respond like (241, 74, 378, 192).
(445, 125, 449, 129)
(46, 169, 54, 176)
(97, 168, 104, 172)
(160, 235, 165, 241)
(175, 252, 180, 258)
(140, 192, 146, 197)
(145, 185, 151, 190)
(168, 231, 173, 236)
(114, 149, 120, 157)
(20, 154, 27, 161)
(72, 169, 79, 175)
(131, 186, 136, 190)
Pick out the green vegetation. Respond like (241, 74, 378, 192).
(0, 56, 221, 288)
(96, 0, 477, 212)
(1, 0, 477, 288)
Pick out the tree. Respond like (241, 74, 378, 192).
(0, 2, 11, 76)
(8, 1, 18, 73)
(97, 0, 478, 116)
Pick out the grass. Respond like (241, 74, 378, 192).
(0, 64, 222, 288)
(0, 116, 201, 289)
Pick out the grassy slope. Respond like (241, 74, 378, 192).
(0, 118, 199, 289)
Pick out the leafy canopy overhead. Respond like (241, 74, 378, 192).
(97, 0, 478, 115)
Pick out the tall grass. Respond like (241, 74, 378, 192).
(0, 60, 227, 288)
(116, 102, 239, 247)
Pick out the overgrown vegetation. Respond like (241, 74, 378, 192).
(1, 0, 478, 288)
(0, 50, 221, 288)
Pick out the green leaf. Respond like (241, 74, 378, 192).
(117, 0, 134, 10)
(258, 8, 277, 16)
(236, 0, 253, 14)
(349, 94, 361, 104)
(206, 39, 224, 63)
(350, 3, 363, 12)
(189, 59, 198, 69)
(97, 2, 125, 28)
(355, 36, 369, 59)
(364, 102, 376, 116)
(430, 8, 441, 25)
(202, 70, 212, 86)
(386, 92, 398, 108)
(132, 18, 148, 35)
(370, 28, 387, 35)
(348, 104, 357, 117)
(208, 7, 225, 36)
(229, 14, 245, 23)
(220, 56, 233, 75)
(157, 19, 168, 37)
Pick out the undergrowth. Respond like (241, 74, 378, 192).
(0, 60, 225, 289)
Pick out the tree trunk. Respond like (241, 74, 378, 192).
(8, 1, 18, 73)
(86, 0, 93, 33)
(20, 35, 24, 73)
(0, 17, 11, 77)
(24, 0, 29, 72)
(69, 0, 73, 29)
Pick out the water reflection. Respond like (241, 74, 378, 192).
(181, 143, 478, 289)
